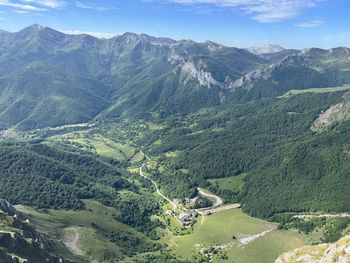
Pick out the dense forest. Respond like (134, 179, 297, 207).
(149, 91, 350, 217)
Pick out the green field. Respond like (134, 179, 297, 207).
(208, 174, 246, 192)
(170, 209, 317, 263)
(52, 133, 137, 161)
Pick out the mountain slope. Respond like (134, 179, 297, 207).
(0, 25, 267, 130)
(0, 24, 350, 132)
(232, 47, 350, 102)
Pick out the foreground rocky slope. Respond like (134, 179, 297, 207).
(275, 235, 350, 263)
(0, 200, 69, 262)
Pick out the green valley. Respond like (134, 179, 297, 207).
(1, 24, 350, 262)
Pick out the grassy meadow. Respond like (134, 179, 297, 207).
(170, 209, 318, 263)
(208, 174, 246, 192)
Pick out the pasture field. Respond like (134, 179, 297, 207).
(51, 133, 137, 161)
(171, 209, 318, 263)
(223, 230, 313, 263)
(72, 136, 136, 160)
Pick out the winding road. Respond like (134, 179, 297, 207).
(197, 187, 223, 207)
(138, 150, 240, 216)
(139, 150, 178, 209)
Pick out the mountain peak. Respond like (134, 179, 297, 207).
(24, 23, 46, 32)
(246, 44, 285, 55)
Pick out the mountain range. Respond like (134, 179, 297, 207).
(0, 24, 349, 131)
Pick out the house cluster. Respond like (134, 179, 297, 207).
(176, 210, 198, 227)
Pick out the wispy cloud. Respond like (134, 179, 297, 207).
(75, 1, 117, 11)
(60, 29, 118, 39)
(13, 9, 30, 13)
(296, 19, 324, 28)
(0, 0, 65, 12)
(21, 0, 66, 8)
(0, 0, 47, 11)
(167, 0, 325, 23)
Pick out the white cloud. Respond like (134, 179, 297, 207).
(21, 0, 66, 8)
(167, 0, 325, 23)
(0, 0, 65, 12)
(75, 1, 117, 11)
(60, 29, 118, 39)
(296, 19, 324, 28)
(13, 9, 30, 13)
(0, 0, 47, 11)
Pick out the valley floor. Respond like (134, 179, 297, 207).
(3, 118, 347, 263)
(168, 209, 316, 263)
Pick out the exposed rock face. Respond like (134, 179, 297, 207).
(0, 200, 19, 216)
(311, 101, 350, 132)
(275, 235, 350, 263)
(181, 61, 223, 89)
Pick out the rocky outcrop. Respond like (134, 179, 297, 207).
(0, 200, 19, 217)
(311, 101, 350, 132)
(0, 200, 70, 263)
(275, 235, 350, 263)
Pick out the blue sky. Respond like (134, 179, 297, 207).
(0, 0, 349, 49)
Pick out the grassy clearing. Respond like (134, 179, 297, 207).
(146, 122, 164, 131)
(131, 151, 144, 163)
(165, 151, 181, 158)
(208, 174, 246, 192)
(171, 209, 317, 263)
(128, 167, 140, 174)
(53, 133, 136, 161)
(73, 137, 135, 160)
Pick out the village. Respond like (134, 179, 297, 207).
(165, 192, 241, 228)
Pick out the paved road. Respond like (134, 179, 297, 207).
(195, 188, 240, 215)
(197, 187, 223, 207)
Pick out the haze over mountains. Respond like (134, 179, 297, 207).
(0, 24, 349, 131)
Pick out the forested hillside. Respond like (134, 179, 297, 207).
(1, 25, 350, 131)
(147, 90, 350, 217)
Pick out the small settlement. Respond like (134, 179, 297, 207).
(176, 210, 198, 227)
